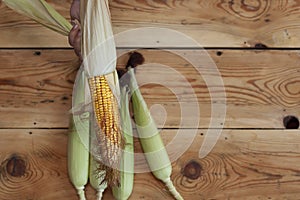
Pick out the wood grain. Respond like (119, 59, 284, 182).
(1, 0, 300, 47)
(0, 0, 71, 48)
(0, 50, 78, 128)
(1, 49, 299, 129)
(0, 129, 77, 200)
(1, 1, 299, 199)
(0, 129, 299, 200)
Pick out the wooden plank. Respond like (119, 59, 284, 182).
(0, 50, 78, 128)
(124, 49, 300, 129)
(0, 129, 79, 200)
(1, 0, 300, 48)
(1, 49, 299, 129)
(0, 129, 299, 199)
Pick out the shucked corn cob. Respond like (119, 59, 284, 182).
(88, 72, 123, 186)
(112, 86, 134, 200)
(127, 58, 183, 200)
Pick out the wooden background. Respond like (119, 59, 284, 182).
(0, 0, 300, 199)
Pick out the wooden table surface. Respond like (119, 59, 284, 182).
(0, 0, 299, 200)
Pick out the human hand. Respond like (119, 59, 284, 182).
(68, 0, 81, 59)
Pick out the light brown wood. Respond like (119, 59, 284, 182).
(0, 129, 299, 200)
(0, 49, 299, 129)
(0, 50, 78, 128)
(0, 0, 71, 48)
(126, 49, 300, 129)
(1, 0, 300, 48)
(1, 1, 299, 199)
(0, 129, 78, 200)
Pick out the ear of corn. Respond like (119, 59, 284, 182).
(89, 141, 108, 200)
(68, 117, 89, 200)
(68, 70, 90, 200)
(2, 0, 71, 36)
(128, 68, 183, 200)
(89, 155, 107, 200)
(112, 86, 134, 200)
(89, 112, 108, 200)
(88, 71, 123, 186)
(80, 0, 122, 187)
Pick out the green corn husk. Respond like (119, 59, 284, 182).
(80, 0, 122, 187)
(89, 116, 108, 200)
(112, 86, 134, 200)
(128, 67, 183, 200)
(89, 154, 107, 200)
(68, 116, 89, 200)
(68, 69, 90, 200)
(2, 0, 71, 36)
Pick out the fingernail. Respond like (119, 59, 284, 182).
(73, 24, 79, 29)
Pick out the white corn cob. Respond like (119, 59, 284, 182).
(128, 67, 183, 200)
(112, 86, 134, 200)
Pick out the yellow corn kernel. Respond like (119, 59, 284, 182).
(88, 75, 122, 186)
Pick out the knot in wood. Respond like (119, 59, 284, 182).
(182, 160, 202, 180)
(219, 0, 270, 20)
(6, 155, 26, 177)
(254, 43, 268, 49)
(283, 115, 299, 129)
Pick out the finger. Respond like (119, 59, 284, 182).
(68, 24, 80, 46)
(68, 25, 79, 46)
(70, 0, 80, 22)
(73, 34, 82, 57)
